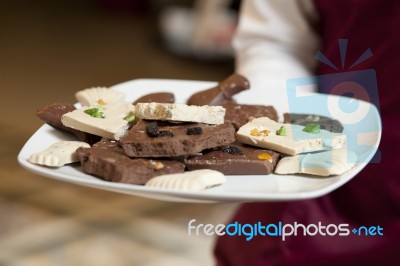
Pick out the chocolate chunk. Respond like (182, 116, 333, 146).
(223, 102, 278, 130)
(133, 92, 175, 105)
(187, 74, 250, 106)
(185, 142, 280, 175)
(36, 103, 76, 129)
(76, 140, 185, 185)
(120, 120, 236, 157)
(186, 127, 203, 135)
(283, 113, 344, 133)
(36, 103, 101, 145)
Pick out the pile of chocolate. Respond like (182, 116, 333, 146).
(35, 74, 345, 186)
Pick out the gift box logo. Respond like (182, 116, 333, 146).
(286, 39, 381, 164)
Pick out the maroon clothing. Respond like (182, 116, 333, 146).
(215, 1, 400, 265)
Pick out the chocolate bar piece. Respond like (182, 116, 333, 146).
(120, 120, 236, 157)
(76, 140, 185, 185)
(187, 74, 250, 106)
(36, 103, 101, 144)
(223, 102, 278, 130)
(184, 142, 280, 175)
(283, 113, 344, 133)
(133, 92, 175, 105)
(36, 103, 76, 129)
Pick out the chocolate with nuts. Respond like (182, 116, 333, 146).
(76, 139, 185, 185)
(120, 120, 236, 157)
(184, 142, 280, 175)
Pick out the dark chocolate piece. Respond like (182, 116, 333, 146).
(36, 103, 101, 145)
(187, 74, 250, 106)
(185, 142, 280, 175)
(223, 102, 278, 130)
(283, 113, 344, 133)
(76, 140, 185, 185)
(120, 120, 236, 157)
(133, 92, 175, 105)
(36, 103, 76, 129)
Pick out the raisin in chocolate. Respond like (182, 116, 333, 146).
(187, 127, 203, 135)
(157, 130, 174, 138)
(146, 122, 159, 137)
(222, 145, 244, 156)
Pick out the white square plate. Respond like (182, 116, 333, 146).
(18, 79, 381, 203)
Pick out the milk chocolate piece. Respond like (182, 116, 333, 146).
(223, 102, 278, 130)
(184, 142, 280, 175)
(133, 92, 175, 105)
(120, 120, 236, 157)
(283, 113, 344, 133)
(36, 103, 101, 144)
(76, 140, 185, 185)
(187, 74, 250, 106)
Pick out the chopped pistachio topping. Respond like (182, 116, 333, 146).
(123, 113, 135, 122)
(276, 126, 287, 136)
(303, 124, 320, 134)
(84, 107, 105, 118)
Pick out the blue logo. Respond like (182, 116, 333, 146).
(286, 39, 381, 164)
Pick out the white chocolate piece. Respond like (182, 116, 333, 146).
(28, 141, 90, 167)
(145, 169, 226, 191)
(61, 102, 135, 140)
(274, 149, 358, 176)
(75, 87, 126, 106)
(135, 102, 225, 125)
(236, 117, 346, 155)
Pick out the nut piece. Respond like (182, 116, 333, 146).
(250, 128, 270, 137)
(151, 161, 165, 170)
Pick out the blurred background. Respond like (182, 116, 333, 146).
(0, 0, 240, 265)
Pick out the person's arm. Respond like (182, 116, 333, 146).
(233, 0, 320, 101)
